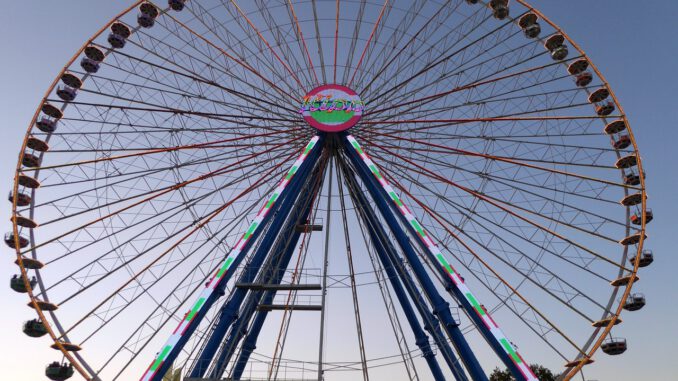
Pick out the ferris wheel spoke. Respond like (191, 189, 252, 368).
(31, 143, 287, 195)
(100, 38, 297, 118)
(33, 137, 299, 218)
(50, 116, 301, 135)
(347, 0, 390, 88)
(364, 130, 622, 158)
(52, 148, 299, 340)
(25, 140, 300, 253)
(36, 153, 293, 277)
(363, 132, 617, 171)
(75, 67, 296, 123)
(367, 149, 628, 280)
(351, 0, 421, 90)
(399, 181, 607, 325)
(374, 168, 591, 355)
(226, 0, 305, 89)
(368, 57, 568, 118)
(358, 0, 459, 96)
(157, 7, 301, 100)
(309, 0, 327, 84)
(360, 69, 586, 129)
(379, 162, 618, 291)
(366, 9, 516, 104)
(361, 138, 626, 227)
(24, 130, 300, 173)
(285, 0, 320, 84)
(360, 133, 629, 189)
(178, 1, 306, 100)
(364, 145, 633, 270)
(366, 29, 549, 113)
(332, 0, 340, 84)
(338, 0, 367, 85)
(362, 3, 493, 102)
(45, 99, 297, 126)
(246, 0, 318, 88)
(96, 266, 210, 379)
(66, 185, 269, 349)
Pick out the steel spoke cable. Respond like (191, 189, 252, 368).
(358, 156, 589, 357)
(100, 187, 270, 378)
(23, 136, 302, 254)
(54, 146, 299, 338)
(363, 130, 624, 159)
(333, 0, 340, 83)
(358, 0, 456, 96)
(360, 132, 629, 189)
(367, 56, 566, 117)
(376, 160, 616, 301)
(37, 152, 290, 282)
(360, 135, 626, 227)
(363, 131, 617, 170)
(363, 28, 540, 114)
(364, 140, 631, 270)
(176, 1, 304, 101)
(228, 0, 304, 89)
(286, 0, 320, 84)
(361, 2, 493, 102)
(339, 0, 367, 85)
(156, 5, 300, 101)
(74, 66, 295, 123)
(31, 138, 298, 227)
(45, 99, 297, 125)
(366, 9, 514, 103)
(250, 0, 317, 88)
(76, 180, 271, 349)
(365, 32, 552, 115)
(385, 84, 594, 123)
(310, 0, 327, 84)
(96, 38, 297, 117)
(51, 161, 290, 311)
(358, 70, 583, 132)
(24, 129, 300, 173)
(347, 0, 390, 87)
(336, 159, 370, 381)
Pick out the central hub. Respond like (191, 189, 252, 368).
(299, 84, 364, 132)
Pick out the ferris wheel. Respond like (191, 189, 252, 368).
(7, 1, 652, 380)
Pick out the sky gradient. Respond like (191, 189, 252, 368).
(1, 1, 677, 380)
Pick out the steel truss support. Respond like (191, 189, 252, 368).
(212, 154, 326, 380)
(343, 136, 490, 381)
(169, 136, 324, 380)
(338, 158, 455, 381)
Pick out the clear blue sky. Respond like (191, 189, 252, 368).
(0, 1, 676, 380)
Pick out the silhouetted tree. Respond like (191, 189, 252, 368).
(489, 364, 558, 381)
(162, 364, 182, 381)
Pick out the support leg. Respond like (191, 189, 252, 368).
(344, 138, 489, 381)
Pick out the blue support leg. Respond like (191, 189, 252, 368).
(213, 162, 324, 379)
(344, 139, 490, 381)
(341, 161, 460, 381)
(343, 137, 530, 380)
(181, 138, 324, 379)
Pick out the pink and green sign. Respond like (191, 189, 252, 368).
(300, 84, 364, 132)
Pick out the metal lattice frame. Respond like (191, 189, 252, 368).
(8, 1, 648, 381)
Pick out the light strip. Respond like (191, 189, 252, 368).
(140, 136, 320, 381)
(346, 135, 537, 381)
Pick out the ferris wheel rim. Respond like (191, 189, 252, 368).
(8, 1, 648, 380)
